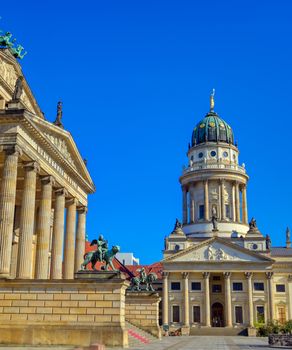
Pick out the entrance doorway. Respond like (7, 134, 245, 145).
(211, 302, 224, 327)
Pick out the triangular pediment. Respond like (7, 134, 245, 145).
(25, 114, 95, 192)
(163, 237, 274, 264)
(0, 49, 43, 118)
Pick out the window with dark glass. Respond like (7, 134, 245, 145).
(254, 282, 264, 291)
(193, 306, 200, 323)
(213, 276, 221, 281)
(276, 284, 285, 293)
(199, 205, 204, 220)
(171, 282, 181, 291)
(212, 284, 222, 293)
(208, 128, 216, 141)
(233, 282, 243, 291)
(210, 150, 217, 157)
(191, 282, 201, 291)
(172, 305, 180, 323)
(198, 152, 204, 159)
(256, 306, 265, 323)
(225, 204, 231, 219)
(235, 306, 243, 323)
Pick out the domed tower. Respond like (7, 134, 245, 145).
(180, 91, 249, 238)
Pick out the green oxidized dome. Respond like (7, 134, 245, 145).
(191, 111, 234, 146)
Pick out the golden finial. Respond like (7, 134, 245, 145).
(210, 88, 215, 112)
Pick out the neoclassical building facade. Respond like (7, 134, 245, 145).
(0, 48, 95, 280)
(162, 93, 292, 335)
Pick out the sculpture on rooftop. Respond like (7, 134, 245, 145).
(53, 101, 64, 128)
(12, 76, 23, 101)
(211, 207, 218, 231)
(130, 267, 158, 292)
(81, 235, 120, 271)
(0, 31, 27, 59)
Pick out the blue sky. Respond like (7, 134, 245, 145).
(1, 1, 292, 263)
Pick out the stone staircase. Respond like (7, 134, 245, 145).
(190, 326, 247, 336)
(126, 321, 158, 348)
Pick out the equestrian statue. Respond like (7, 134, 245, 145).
(130, 267, 157, 292)
(81, 234, 120, 271)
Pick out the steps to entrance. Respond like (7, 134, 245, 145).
(126, 321, 158, 348)
(190, 327, 247, 336)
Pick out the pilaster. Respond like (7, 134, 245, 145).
(224, 272, 232, 327)
(203, 272, 210, 327)
(64, 198, 77, 279)
(162, 272, 169, 326)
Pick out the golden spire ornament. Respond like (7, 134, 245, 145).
(210, 88, 215, 112)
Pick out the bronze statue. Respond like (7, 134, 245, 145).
(211, 207, 218, 231)
(249, 217, 258, 230)
(53, 101, 64, 128)
(130, 268, 157, 292)
(286, 227, 290, 242)
(12, 76, 23, 101)
(81, 236, 120, 271)
(266, 234, 271, 250)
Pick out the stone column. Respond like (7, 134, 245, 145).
(232, 182, 236, 222)
(0, 146, 21, 277)
(224, 272, 232, 327)
(35, 176, 54, 279)
(204, 180, 209, 221)
(182, 272, 189, 326)
(64, 198, 77, 279)
(182, 186, 188, 224)
(266, 272, 275, 321)
(242, 185, 248, 225)
(235, 182, 241, 222)
(245, 272, 254, 327)
(50, 188, 67, 279)
(75, 206, 87, 273)
(220, 179, 225, 220)
(190, 189, 195, 223)
(16, 161, 39, 279)
(162, 272, 169, 326)
(288, 275, 292, 320)
(203, 272, 210, 327)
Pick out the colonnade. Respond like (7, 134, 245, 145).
(162, 271, 276, 328)
(0, 146, 87, 279)
(182, 180, 248, 225)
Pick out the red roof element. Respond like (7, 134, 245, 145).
(84, 241, 162, 280)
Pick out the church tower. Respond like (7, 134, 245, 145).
(180, 91, 249, 238)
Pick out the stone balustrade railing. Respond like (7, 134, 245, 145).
(182, 161, 246, 175)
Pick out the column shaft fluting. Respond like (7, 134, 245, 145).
(190, 190, 195, 223)
(162, 272, 169, 325)
(224, 272, 232, 327)
(242, 185, 248, 224)
(204, 180, 209, 220)
(232, 183, 236, 222)
(220, 180, 225, 220)
(50, 188, 66, 279)
(35, 176, 54, 279)
(266, 272, 275, 321)
(64, 198, 77, 279)
(17, 162, 38, 279)
(183, 272, 189, 326)
(0, 147, 20, 277)
(235, 182, 241, 222)
(203, 272, 210, 327)
(182, 187, 188, 224)
(245, 272, 254, 327)
(74, 206, 87, 273)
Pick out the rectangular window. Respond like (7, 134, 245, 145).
(171, 282, 181, 291)
(193, 306, 201, 323)
(235, 306, 243, 324)
(256, 306, 265, 323)
(233, 282, 243, 291)
(278, 307, 286, 324)
(199, 205, 204, 219)
(191, 282, 201, 291)
(212, 284, 222, 293)
(225, 204, 231, 219)
(254, 282, 264, 291)
(172, 305, 180, 323)
(276, 284, 285, 293)
(213, 276, 221, 281)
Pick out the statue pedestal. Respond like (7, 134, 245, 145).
(212, 228, 219, 236)
(6, 100, 23, 110)
(75, 270, 124, 280)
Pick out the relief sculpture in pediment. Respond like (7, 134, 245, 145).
(44, 133, 76, 168)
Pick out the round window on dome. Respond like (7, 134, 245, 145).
(198, 152, 204, 159)
(210, 151, 217, 157)
(223, 151, 228, 158)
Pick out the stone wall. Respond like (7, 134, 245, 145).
(125, 291, 161, 338)
(0, 275, 129, 347)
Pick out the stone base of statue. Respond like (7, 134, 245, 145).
(75, 269, 122, 280)
(6, 99, 24, 110)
